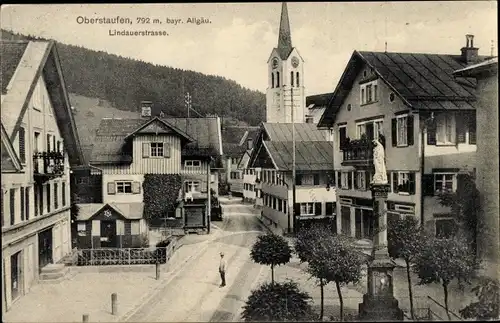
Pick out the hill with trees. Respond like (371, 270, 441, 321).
(1, 29, 266, 126)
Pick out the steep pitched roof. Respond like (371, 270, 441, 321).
(1, 122, 22, 173)
(318, 50, 492, 128)
(221, 125, 259, 158)
(0, 40, 85, 166)
(76, 202, 144, 221)
(261, 141, 334, 171)
(124, 117, 194, 143)
(306, 92, 334, 107)
(90, 117, 222, 164)
(276, 2, 293, 60)
(262, 123, 327, 141)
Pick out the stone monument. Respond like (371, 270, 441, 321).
(359, 139, 403, 320)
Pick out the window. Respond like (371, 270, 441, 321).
(10, 188, 16, 225)
(291, 71, 294, 87)
(278, 198, 283, 212)
(19, 127, 26, 163)
(434, 214, 457, 239)
(356, 119, 383, 141)
(271, 73, 275, 88)
(434, 173, 456, 194)
(360, 80, 378, 105)
(185, 160, 201, 169)
(436, 114, 455, 145)
(392, 172, 416, 194)
(325, 202, 336, 215)
(339, 125, 347, 150)
(46, 134, 52, 151)
(77, 222, 87, 236)
(341, 172, 352, 189)
(396, 115, 408, 146)
(355, 171, 367, 190)
(296, 72, 300, 87)
(305, 116, 314, 124)
(116, 181, 132, 194)
(296, 174, 314, 186)
(185, 181, 200, 193)
(300, 203, 314, 216)
(150, 142, 164, 157)
(272, 197, 277, 209)
(276, 71, 280, 87)
(231, 157, 239, 165)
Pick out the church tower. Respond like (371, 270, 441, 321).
(266, 2, 306, 124)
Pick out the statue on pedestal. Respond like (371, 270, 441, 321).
(371, 139, 388, 185)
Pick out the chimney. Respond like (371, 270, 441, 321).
(461, 34, 479, 64)
(140, 100, 153, 118)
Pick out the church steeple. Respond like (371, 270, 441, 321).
(277, 2, 293, 59)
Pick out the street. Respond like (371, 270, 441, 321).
(126, 200, 268, 322)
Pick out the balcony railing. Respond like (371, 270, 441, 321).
(33, 151, 65, 181)
(341, 139, 374, 167)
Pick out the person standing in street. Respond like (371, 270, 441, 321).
(219, 252, 226, 287)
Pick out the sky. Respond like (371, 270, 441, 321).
(1, 2, 497, 96)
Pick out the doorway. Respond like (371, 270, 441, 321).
(10, 252, 22, 301)
(38, 228, 53, 272)
(100, 221, 117, 248)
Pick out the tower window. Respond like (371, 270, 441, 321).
(291, 71, 294, 87)
(276, 72, 280, 87)
(296, 72, 300, 87)
(271, 73, 275, 88)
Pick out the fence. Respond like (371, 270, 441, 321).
(74, 238, 178, 266)
(400, 295, 463, 321)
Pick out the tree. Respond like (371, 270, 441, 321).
(388, 216, 425, 320)
(306, 232, 364, 321)
(250, 233, 292, 284)
(413, 236, 478, 320)
(241, 281, 314, 322)
(460, 277, 499, 320)
(437, 172, 480, 252)
(294, 224, 332, 320)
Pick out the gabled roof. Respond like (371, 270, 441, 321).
(262, 123, 327, 141)
(90, 117, 222, 164)
(306, 92, 334, 107)
(76, 202, 144, 221)
(259, 141, 334, 171)
(124, 117, 194, 143)
(1, 122, 22, 173)
(0, 40, 85, 166)
(221, 125, 259, 158)
(318, 50, 492, 128)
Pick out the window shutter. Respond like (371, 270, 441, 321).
(142, 143, 150, 158)
(348, 172, 353, 190)
(46, 134, 51, 151)
(391, 118, 397, 146)
(19, 127, 26, 163)
(392, 172, 399, 193)
(295, 175, 302, 186)
(132, 182, 141, 194)
(313, 174, 320, 185)
(337, 172, 341, 186)
(201, 180, 208, 193)
(456, 117, 466, 143)
(422, 174, 434, 196)
(325, 202, 333, 215)
(427, 122, 437, 145)
(163, 142, 170, 158)
(468, 113, 476, 144)
(409, 173, 416, 195)
(315, 203, 322, 216)
(20, 187, 25, 221)
(407, 115, 414, 146)
(107, 182, 116, 195)
(52, 136, 56, 153)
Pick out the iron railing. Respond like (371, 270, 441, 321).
(75, 240, 177, 266)
(341, 139, 374, 166)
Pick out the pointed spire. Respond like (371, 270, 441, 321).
(277, 2, 293, 59)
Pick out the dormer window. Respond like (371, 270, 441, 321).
(143, 142, 170, 158)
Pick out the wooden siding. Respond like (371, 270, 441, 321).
(99, 134, 182, 174)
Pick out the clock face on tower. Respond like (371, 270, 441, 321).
(272, 58, 279, 69)
(291, 56, 299, 68)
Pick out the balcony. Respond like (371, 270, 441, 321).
(341, 138, 374, 167)
(33, 151, 65, 182)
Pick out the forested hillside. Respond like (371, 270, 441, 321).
(1, 29, 266, 126)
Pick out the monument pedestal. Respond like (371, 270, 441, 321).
(359, 183, 403, 321)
